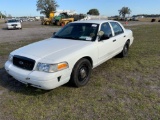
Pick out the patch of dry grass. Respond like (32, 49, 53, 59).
(138, 17, 160, 22)
(0, 19, 5, 24)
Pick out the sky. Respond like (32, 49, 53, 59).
(0, 0, 160, 17)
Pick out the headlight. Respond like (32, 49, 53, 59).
(8, 54, 13, 62)
(36, 62, 68, 73)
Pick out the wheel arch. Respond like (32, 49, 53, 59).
(126, 39, 130, 46)
(81, 56, 93, 68)
(72, 56, 93, 70)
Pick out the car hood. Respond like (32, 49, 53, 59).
(11, 38, 92, 61)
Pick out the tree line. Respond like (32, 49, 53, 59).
(133, 14, 160, 18)
(36, 0, 100, 17)
(36, 0, 134, 19)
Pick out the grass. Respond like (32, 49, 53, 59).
(0, 24, 160, 120)
(0, 39, 40, 56)
(138, 17, 160, 22)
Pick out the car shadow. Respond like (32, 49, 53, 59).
(1, 28, 22, 30)
(1, 28, 8, 30)
(0, 67, 50, 95)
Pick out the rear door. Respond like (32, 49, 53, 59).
(109, 22, 126, 54)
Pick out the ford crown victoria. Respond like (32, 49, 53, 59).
(5, 20, 134, 90)
(6, 19, 22, 30)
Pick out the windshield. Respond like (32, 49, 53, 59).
(7, 19, 19, 23)
(53, 23, 99, 41)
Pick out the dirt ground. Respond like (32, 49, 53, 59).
(0, 21, 61, 43)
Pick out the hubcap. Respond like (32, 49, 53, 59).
(78, 65, 88, 82)
(124, 45, 128, 54)
(80, 68, 87, 79)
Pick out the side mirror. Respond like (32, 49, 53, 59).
(98, 31, 110, 41)
(97, 31, 104, 37)
(53, 32, 56, 36)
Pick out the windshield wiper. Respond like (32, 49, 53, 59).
(53, 35, 78, 40)
(54, 35, 61, 38)
(61, 36, 79, 40)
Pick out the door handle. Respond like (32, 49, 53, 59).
(113, 39, 116, 42)
(124, 35, 126, 37)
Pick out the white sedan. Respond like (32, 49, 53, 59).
(5, 20, 134, 90)
(6, 19, 22, 30)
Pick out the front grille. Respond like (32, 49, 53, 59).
(12, 24, 17, 26)
(13, 55, 35, 71)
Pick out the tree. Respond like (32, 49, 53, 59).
(87, 9, 99, 15)
(36, 0, 59, 18)
(0, 11, 6, 18)
(119, 7, 131, 19)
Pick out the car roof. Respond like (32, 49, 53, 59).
(72, 20, 115, 24)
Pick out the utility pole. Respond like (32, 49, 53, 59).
(0, 11, 2, 19)
(4, 11, 7, 18)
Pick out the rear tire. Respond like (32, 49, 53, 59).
(46, 22, 49, 25)
(119, 41, 129, 57)
(56, 21, 60, 26)
(70, 59, 92, 87)
(55, 20, 58, 25)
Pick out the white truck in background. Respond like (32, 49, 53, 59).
(80, 15, 108, 21)
(35, 16, 41, 21)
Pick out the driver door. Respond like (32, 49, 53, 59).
(97, 22, 116, 64)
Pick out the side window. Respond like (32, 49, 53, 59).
(110, 22, 124, 36)
(100, 22, 112, 37)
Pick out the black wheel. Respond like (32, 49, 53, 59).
(56, 21, 60, 26)
(70, 59, 92, 87)
(119, 41, 129, 57)
(46, 22, 49, 25)
(55, 20, 58, 25)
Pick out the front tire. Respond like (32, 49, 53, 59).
(70, 59, 92, 87)
(55, 20, 58, 25)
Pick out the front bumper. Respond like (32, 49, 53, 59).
(5, 61, 70, 90)
(7, 25, 21, 29)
